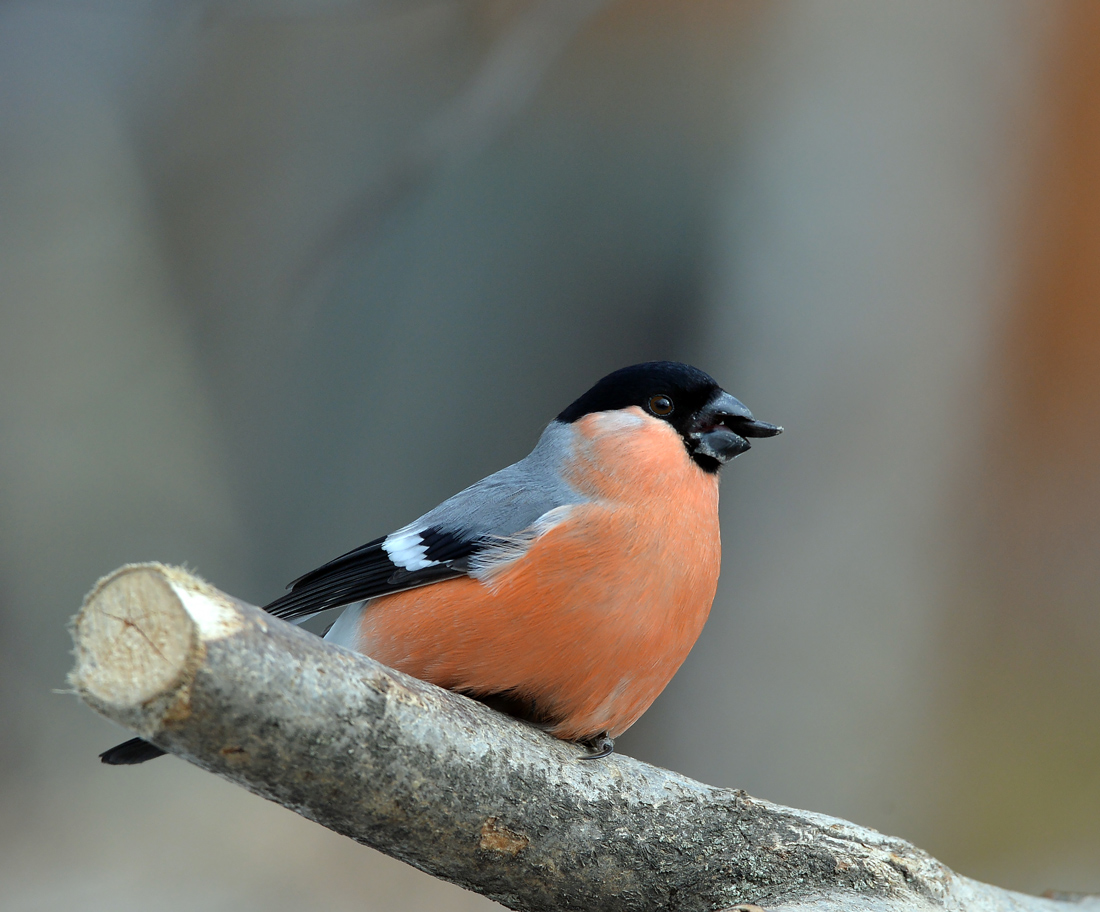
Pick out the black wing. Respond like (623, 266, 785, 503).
(262, 529, 480, 623)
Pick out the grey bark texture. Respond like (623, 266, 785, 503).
(70, 564, 1100, 912)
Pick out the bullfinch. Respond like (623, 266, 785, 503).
(101, 361, 780, 765)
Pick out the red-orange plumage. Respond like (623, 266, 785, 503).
(353, 407, 721, 740)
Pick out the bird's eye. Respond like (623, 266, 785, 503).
(649, 394, 674, 416)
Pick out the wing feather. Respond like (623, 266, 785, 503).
(263, 534, 473, 622)
(263, 421, 585, 623)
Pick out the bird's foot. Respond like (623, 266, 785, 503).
(578, 732, 614, 761)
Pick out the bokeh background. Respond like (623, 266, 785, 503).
(2, 1, 1099, 909)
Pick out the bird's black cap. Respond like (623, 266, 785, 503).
(557, 361, 721, 425)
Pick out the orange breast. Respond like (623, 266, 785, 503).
(356, 408, 721, 740)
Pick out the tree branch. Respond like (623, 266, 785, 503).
(70, 564, 1100, 912)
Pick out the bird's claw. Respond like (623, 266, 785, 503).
(578, 732, 614, 760)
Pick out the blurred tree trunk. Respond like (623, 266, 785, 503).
(935, 0, 1100, 884)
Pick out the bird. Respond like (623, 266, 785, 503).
(101, 361, 780, 765)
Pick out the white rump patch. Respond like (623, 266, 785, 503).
(468, 504, 576, 587)
(323, 601, 366, 650)
(382, 527, 438, 572)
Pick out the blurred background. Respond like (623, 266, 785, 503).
(2, 1, 1098, 909)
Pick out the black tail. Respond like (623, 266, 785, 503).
(100, 737, 167, 765)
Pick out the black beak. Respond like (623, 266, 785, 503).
(739, 418, 783, 438)
(690, 391, 782, 465)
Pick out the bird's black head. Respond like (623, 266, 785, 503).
(557, 361, 782, 472)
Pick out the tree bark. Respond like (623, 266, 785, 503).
(70, 563, 1100, 912)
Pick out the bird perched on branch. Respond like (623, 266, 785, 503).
(102, 361, 780, 764)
